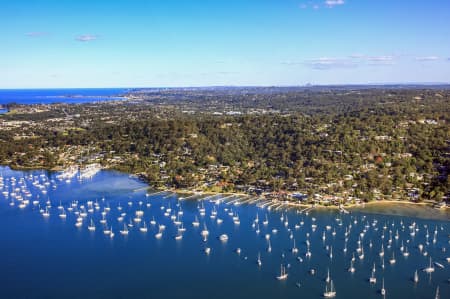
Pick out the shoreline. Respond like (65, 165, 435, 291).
(1, 164, 448, 218)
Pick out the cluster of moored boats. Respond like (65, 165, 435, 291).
(1, 170, 449, 298)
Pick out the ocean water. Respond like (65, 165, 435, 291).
(0, 167, 448, 299)
(0, 88, 129, 106)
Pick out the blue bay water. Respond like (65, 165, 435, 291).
(0, 88, 129, 106)
(0, 167, 448, 299)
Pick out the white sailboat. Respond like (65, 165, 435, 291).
(348, 259, 355, 273)
(381, 278, 386, 296)
(42, 206, 50, 217)
(369, 263, 377, 284)
(323, 280, 336, 298)
(103, 225, 111, 235)
(219, 234, 229, 241)
(292, 238, 298, 254)
(305, 244, 311, 258)
(276, 264, 288, 280)
(263, 214, 269, 225)
(139, 221, 148, 233)
(88, 219, 96, 231)
(403, 246, 409, 257)
(389, 252, 396, 264)
(120, 223, 129, 235)
(413, 270, 418, 283)
(192, 216, 200, 227)
(178, 223, 186, 233)
(359, 246, 364, 260)
(201, 224, 209, 239)
(423, 257, 435, 273)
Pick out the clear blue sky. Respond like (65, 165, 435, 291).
(1, 0, 449, 88)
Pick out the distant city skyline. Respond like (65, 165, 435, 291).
(1, 0, 450, 88)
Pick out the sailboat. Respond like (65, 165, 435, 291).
(257, 252, 262, 266)
(219, 234, 229, 241)
(263, 214, 269, 225)
(305, 244, 311, 258)
(359, 246, 364, 260)
(155, 228, 163, 239)
(389, 252, 396, 264)
(276, 264, 288, 280)
(75, 219, 83, 227)
(435, 286, 440, 299)
(42, 206, 50, 217)
(201, 224, 209, 239)
(88, 219, 96, 231)
(178, 223, 186, 233)
(323, 280, 336, 298)
(292, 238, 298, 254)
(380, 278, 386, 296)
(192, 215, 200, 227)
(139, 221, 148, 233)
(413, 270, 419, 283)
(379, 243, 385, 257)
(348, 259, 355, 273)
(423, 257, 435, 273)
(403, 246, 409, 257)
(369, 263, 377, 284)
(103, 225, 111, 235)
(120, 223, 129, 235)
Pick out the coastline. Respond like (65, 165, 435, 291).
(1, 164, 448, 221)
(348, 200, 450, 221)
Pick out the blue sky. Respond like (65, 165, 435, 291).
(1, 0, 450, 88)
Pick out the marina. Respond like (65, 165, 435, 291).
(0, 166, 448, 299)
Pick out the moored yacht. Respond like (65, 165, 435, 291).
(369, 263, 376, 284)
(276, 264, 288, 280)
(323, 280, 336, 298)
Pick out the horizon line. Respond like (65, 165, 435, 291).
(1, 82, 450, 90)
